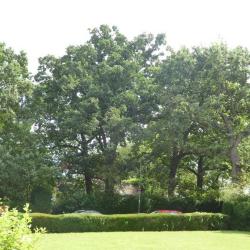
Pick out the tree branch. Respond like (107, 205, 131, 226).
(186, 167, 198, 176)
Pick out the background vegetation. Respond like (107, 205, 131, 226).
(0, 26, 249, 227)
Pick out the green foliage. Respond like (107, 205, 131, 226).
(222, 184, 250, 230)
(33, 25, 166, 195)
(30, 186, 52, 213)
(52, 190, 222, 215)
(1, 27, 249, 212)
(148, 195, 223, 213)
(0, 43, 31, 130)
(0, 43, 55, 209)
(0, 204, 44, 250)
(223, 197, 250, 230)
(0, 135, 55, 209)
(52, 192, 139, 214)
(31, 212, 228, 233)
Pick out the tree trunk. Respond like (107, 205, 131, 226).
(103, 149, 117, 195)
(79, 137, 93, 195)
(84, 172, 93, 194)
(229, 136, 242, 182)
(197, 156, 204, 190)
(168, 153, 181, 197)
(220, 114, 242, 182)
(104, 178, 114, 194)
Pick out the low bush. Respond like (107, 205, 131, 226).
(0, 204, 44, 250)
(31, 212, 228, 233)
(221, 184, 250, 230)
(52, 192, 223, 214)
(30, 186, 52, 213)
(148, 195, 223, 213)
(223, 196, 250, 230)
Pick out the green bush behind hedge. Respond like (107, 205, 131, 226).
(223, 196, 250, 230)
(31, 212, 228, 233)
(52, 193, 223, 214)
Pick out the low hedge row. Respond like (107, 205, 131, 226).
(31, 212, 228, 233)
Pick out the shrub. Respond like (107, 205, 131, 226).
(52, 191, 223, 214)
(223, 196, 250, 230)
(0, 204, 44, 250)
(31, 212, 228, 233)
(30, 186, 52, 213)
(221, 184, 250, 230)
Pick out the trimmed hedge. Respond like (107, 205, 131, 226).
(31, 212, 228, 233)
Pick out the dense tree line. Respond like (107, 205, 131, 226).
(0, 25, 249, 211)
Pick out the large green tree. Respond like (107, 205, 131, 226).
(0, 43, 31, 133)
(147, 44, 250, 196)
(0, 43, 54, 208)
(192, 44, 250, 181)
(34, 25, 166, 194)
(150, 47, 206, 196)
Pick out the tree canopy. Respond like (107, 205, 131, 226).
(0, 26, 249, 211)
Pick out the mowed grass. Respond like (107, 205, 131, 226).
(37, 231, 250, 250)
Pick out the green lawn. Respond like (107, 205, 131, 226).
(37, 231, 250, 250)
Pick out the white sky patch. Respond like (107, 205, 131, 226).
(0, 0, 249, 74)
